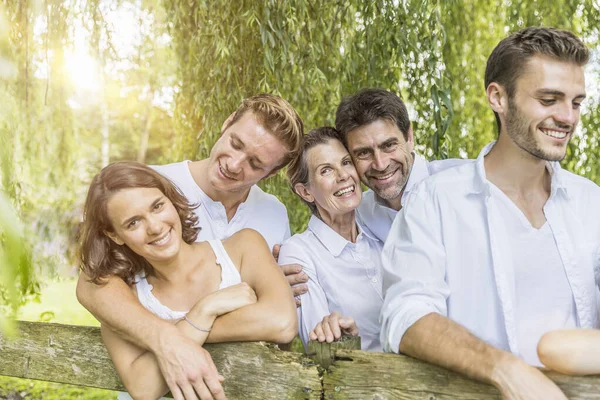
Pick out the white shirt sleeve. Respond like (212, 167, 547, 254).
(283, 220, 291, 241)
(594, 248, 600, 291)
(380, 185, 451, 353)
(279, 240, 331, 350)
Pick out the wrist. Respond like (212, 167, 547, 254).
(188, 299, 218, 320)
(489, 351, 525, 389)
(154, 323, 182, 355)
(176, 313, 215, 343)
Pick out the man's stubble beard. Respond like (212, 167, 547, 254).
(504, 99, 569, 162)
(367, 162, 411, 202)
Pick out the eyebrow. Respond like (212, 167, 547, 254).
(379, 138, 399, 148)
(352, 146, 373, 155)
(121, 196, 164, 228)
(535, 89, 586, 100)
(315, 162, 332, 169)
(230, 133, 265, 167)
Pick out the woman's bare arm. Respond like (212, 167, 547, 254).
(205, 229, 298, 344)
(101, 316, 222, 400)
(101, 281, 257, 400)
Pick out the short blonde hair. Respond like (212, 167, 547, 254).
(225, 94, 304, 169)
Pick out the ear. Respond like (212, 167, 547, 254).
(294, 182, 315, 204)
(406, 125, 415, 152)
(220, 112, 236, 134)
(104, 231, 124, 246)
(487, 82, 507, 116)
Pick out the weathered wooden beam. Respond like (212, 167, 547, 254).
(3, 322, 600, 399)
(307, 335, 361, 370)
(322, 349, 600, 399)
(0, 321, 321, 399)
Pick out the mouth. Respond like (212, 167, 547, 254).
(334, 185, 356, 197)
(218, 163, 236, 180)
(539, 127, 569, 140)
(369, 168, 398, 182)
(149, 228, 172, 246)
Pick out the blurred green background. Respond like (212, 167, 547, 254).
(1, 0, 600, 398)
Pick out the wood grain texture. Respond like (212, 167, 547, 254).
(307, 335, 361, 369)
(322, 349, 600, 399)
(3, 322, 600, 399)
(0, 321, 321, 399)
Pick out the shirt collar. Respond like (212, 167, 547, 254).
(470, 141, 569, 199)
(403, 152, 430, 198)
(197, 183, 256, 215)
(307, 214, 379, 257)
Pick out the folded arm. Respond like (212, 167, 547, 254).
(77, 273, 224, 399)
(205, 229, 297, 344)
(101, 314, 222, 400)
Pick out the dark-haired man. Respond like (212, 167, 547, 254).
(381, 27, 600, 398)
(335, 88, 466, 242)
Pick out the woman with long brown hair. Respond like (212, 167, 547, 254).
(79, 161, 296, 400)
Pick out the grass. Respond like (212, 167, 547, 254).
(16, 279, 99, 326)
(1, 279, 117, 399)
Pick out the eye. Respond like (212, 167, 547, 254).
(573, 102, 582, 109)
(343, 158, 353, 166)
(355, 150, 370, 160)
(230, 138, 241, 150)
(249, 160, 261, 171)
(383, 141, 398, 151)
(320, 166, 332, 175)
(540, 98, 556, 106)
(127, 219, 140, 229)
(153, 202, 164, 211)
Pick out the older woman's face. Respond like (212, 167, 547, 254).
(305, 139, 361, 217)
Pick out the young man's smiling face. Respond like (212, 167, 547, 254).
(207, 111, 288, 193)
(346, 118, 414, 209)
(499, 55, 586, 161)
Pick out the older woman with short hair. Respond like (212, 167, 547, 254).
(279, 127, 384, 351)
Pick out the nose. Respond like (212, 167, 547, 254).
(555, 103, 578, 127)
(337, 167, 350, 182)
(146, 215, 162, 235)
(227, 154, 245, 174)
(372, 150, 387, 172)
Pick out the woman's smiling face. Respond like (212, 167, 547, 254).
(300, 139, 362, 218)
(105, 187, 183, 264)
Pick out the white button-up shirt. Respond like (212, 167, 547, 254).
(380, 142, 600, 359)
(279, 215, 384, 351)
(357, 153, 469, 242)
(152, 161, 291, 250)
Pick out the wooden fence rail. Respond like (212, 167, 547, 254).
(1, 321, 600, 399)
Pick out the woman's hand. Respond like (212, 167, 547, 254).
(309, 312, 359, 343)
(191, 282, 258, 319)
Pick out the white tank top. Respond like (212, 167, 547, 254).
(117, 239, 242, 400)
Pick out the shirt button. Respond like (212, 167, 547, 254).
(372, 278, 377, 283)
